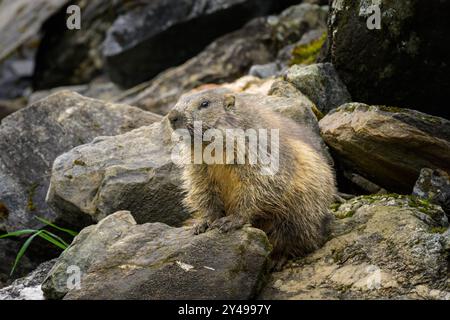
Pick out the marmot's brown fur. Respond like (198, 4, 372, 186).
(168, 88, 336, 268)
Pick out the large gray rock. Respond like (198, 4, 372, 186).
(0, 260, 55, 300)
(46, 118, 189, 227)
(319, 103, 450, 193)
(0, 0, 70, 99)
(323, 0, 450, 119)
(42, 211, 271, 300)
(123, 3, 329, 115)
(261, 195, 450, 299)
(0, 91, 161, 233)
(103, 0, 291, 88)
(284, 63, 351, 114)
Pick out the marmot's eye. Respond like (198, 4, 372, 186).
(200, 101, 210, 109)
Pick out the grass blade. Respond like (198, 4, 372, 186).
(0, 229, 37, 239)
(35, 216, 78, 237)
(37, 232, 67, 250)
(10, 231, 42, 275)
(39, 230, 69, 249)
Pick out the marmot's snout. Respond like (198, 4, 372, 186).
(167, 109, 185, 130)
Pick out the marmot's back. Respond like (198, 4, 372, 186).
(232, 93, 332, 165)
(234, 99, 336, 254)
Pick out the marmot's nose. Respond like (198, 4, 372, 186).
(168, 110, 183, 129)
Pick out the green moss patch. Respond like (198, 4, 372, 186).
(311, 104, 324, 120)
(290, 32, 327, 66)
(73, 159, 86, 166)
(27, 183, 38, 211)
(377, 106, 406, 113)
(330, 202, 341, 211)
(335, 210, 356, 219)
(406, 196, 438, 215)
(429, 226, 447, 234)
(339, 193, 443, 218)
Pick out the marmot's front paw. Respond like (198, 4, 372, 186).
(193, 220, 210, 235)
(209, 216, 248, 233)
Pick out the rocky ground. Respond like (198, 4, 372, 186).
(0, 0, 449, 299)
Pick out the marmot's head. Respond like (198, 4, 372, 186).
(168, 89, 236, 136)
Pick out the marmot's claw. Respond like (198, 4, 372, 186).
(209, 216, 246, 233)
(193, 220, 209, 235)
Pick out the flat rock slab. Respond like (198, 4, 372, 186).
(261, 195, 450, 300)
(319, 103, 450, 193)
(42, 211, 271, 300)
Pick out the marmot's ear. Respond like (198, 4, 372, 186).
(224, 94, 235, 111)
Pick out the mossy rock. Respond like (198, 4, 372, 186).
(263, 193, 450, 299)
(325, 0, 450, 119)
